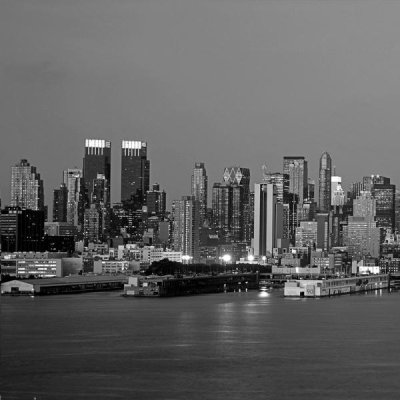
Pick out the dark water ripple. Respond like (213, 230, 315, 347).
(1, 289, 400, 399)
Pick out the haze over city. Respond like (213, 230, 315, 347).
(2, 0, 400, 207)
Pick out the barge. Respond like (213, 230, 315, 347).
(284, 274, 389, 297)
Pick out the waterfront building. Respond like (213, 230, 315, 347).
(283, 156, 308, 204)
(318, 152, 332, 212)
(83, 139, 111, 207)
(191, 162, 208, 226)
(121, 140, 150, 205)
(53, 183, 68, 223)
(11, 159, 44, 211)
(172, 196, 200, 262)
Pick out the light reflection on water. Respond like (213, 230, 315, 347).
(1, 290, 400, 399)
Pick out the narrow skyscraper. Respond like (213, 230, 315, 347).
(191, 162, 208, 225)
(121, 140, 150, 205)
(83, 139, 111, 207)
(318, 152, 332, 212)
(11, 159, 44, 211)
(172, 196, 199, 262)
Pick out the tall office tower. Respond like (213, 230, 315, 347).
(353, 191, 376, 221)
(295, 221, 318, 248)
(191, 162, 208, 225)
(83, 139, 111, 207)
(11, 159, 44, 211)
(253, 183, 284, 257)
(212, 183, 231, 241)
(318, 152, 332, 212)
(316, 213, 330, 251)
(63, 168, 84, 227)
(146, 183, 167, 217)
(343, 217, 381, 260)
(283, 157, 308, 203)
(0, 206, 45, 252)
(91, 174, 109, 205)
(172, 196, 199, 262)
(83, 204, 102, 243)
(212, 182, 245, 242)
(222, 166, 251, 242)
(120, 140, 150, 205)
(331, 176, 345, 206)
(262, 170, 289, 203)
(370, 177, 395, 231)
(53, 184, 68, 222)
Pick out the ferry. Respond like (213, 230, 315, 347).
(284, 274, 389, 297)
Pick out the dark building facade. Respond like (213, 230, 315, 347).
(53, 184, 68, 223)
(83, 139, 111, 207)
(121, 140, 150, 205)
(0, 207, 45, 252)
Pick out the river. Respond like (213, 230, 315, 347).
(1, 289, 400, 399)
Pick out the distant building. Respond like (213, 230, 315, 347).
(53, 183, 68, 222)
(0, 207, 45, 252)
(283, 156, 308, 204)
(172, 196, 199, 262)
(191, 162, 208, 225)
(63, 168, 84, 228)
(318, 152, 332, 212)
(83, 139, 111, 207)
(120, 140, 150, 205)
(11, 159, 44, 211)
(253, 183, 285, 257)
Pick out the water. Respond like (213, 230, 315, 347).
(1, 289, 400, 399)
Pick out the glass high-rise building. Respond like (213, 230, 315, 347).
(83, 139, 111, 207)
(283, 156, 308, 204)
(121, 140, 150, 205)
(191, 162, 208, 225)
(172, 196, 199, 262)
(11, 159, 44, 211)
(53, 184, 68, 223)
(63, 168, 84, 227)
(318, 152, 332, 212)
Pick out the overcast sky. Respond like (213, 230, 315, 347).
(2, 0, 400, 210)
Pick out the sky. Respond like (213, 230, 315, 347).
(2, 0, 400, 211)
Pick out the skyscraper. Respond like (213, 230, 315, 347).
(283, 156, 308, 203)
(318, 152, 332, 212)
(191, 162, 208, 225)
(53, 184, 68, 223)
(121, 140, 150, 205)
(83, 139, 111, 207)
(172, 196, 199, 262)
(146, 183, 167, 217)
(63, 168, 84, 227)
(11, 159, 44, 211)
(253, 183, 284, 257)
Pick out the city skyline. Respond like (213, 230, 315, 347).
(2, 1, 400, 209)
